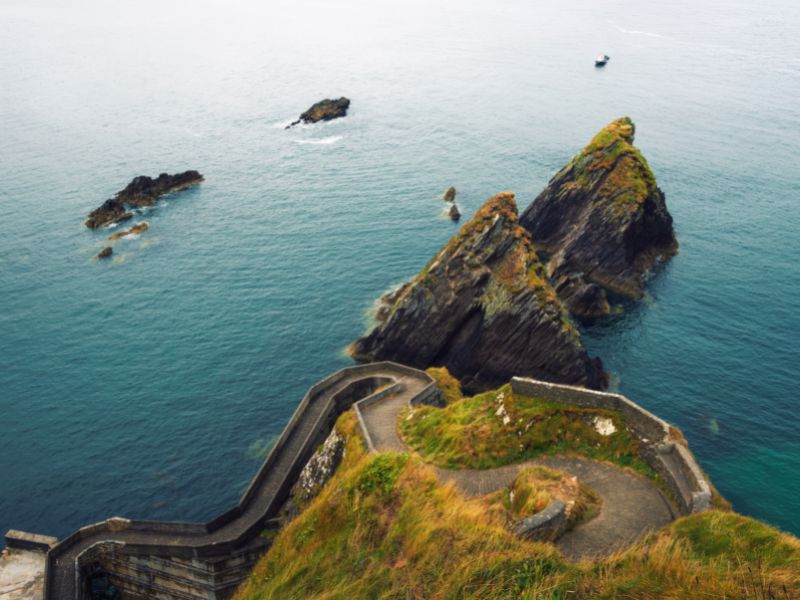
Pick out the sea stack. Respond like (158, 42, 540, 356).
(520, 117, 677, 318)
(350, 192, 607, 390)
(286, 97, 350, 128)
(443, 187, 456, 202)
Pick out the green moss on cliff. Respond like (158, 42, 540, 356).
(564, 116, 657, 217)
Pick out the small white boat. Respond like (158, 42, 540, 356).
(595, 54, 610, 67)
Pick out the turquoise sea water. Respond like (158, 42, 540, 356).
(1, 0, 799, 544)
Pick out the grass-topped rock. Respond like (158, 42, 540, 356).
(520, 117, 677, 318)
(486, 465, 601, 530)
(350, 192, 606, 390)
(399, 381, 654, 477)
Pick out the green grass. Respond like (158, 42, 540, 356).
(485, 465, 601, 530)
(425, 367, 463, 405)
(398, 383, 657, 480)
(235, 411, 800, 599)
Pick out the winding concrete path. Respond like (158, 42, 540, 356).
(359, 385, 677, 560)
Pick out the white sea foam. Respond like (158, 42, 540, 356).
(611, 22, 668, 39)
(293, 136, 343, 145)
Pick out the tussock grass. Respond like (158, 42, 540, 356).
(425, 367, 463, 405)
(486, 465, 601, 529)
(235, 410, 800, 600)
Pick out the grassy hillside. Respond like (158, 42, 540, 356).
(399, 378, 654, 479)
(234, 411, 800, 600)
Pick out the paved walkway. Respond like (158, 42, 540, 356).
(359, 386, 677, 560)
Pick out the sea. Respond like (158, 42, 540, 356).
(1, 0, 799, 544)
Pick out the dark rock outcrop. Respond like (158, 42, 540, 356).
(108, 222, 149, 241)
(85, 171, 203, 228)
(448, 203, 461, 221)
(520, 117, 677, 318)
(443, 187, 457, 202)
(115, 171, 204, 207)
(351, 192, 607, 390)
(96, 247, 113, 259)
(85, 199, 133, 229)
(286, 97, 350, 128)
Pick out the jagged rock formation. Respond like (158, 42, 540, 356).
(85, 171, 203, 229)
(108, 222, 149, 241)
(443, 187, 457, 202)
(351, 192, 607, 390)
(85, 199, 133, 229)
(115, 171, 203, 207)
(286, 97, 350, 128)
(520, 117, 677, 318)
(96, 247, 113, 259)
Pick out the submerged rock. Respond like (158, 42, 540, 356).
(350, 192, 607, 390)
(85, 171, 203, 228)
(286, 97, 350, 128)
(96, 247, 113, 259)
(107, 222, 149, 241)
(520, 117, 677, 318)
(443, 186, 457, 202)
(448, 203, 461, 221)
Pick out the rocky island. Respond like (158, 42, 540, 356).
(350, 192, 606, 390)
(85, 170, 203, 229)
(520, 117, 677, 318)
(286, 97, 350, 128)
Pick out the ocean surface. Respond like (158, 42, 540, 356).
(1, 0, 799, 544)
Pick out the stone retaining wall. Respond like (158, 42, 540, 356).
(510, 377, 712, 514)
(515, 500, 568, 542)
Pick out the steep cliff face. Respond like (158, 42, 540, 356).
(520, 117, 677, 318)
(350, 192, 606, 390)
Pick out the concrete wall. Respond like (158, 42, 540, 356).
(510, 377, 712, 514)
(515, 500, 567, 542)
(39, 362, 434, 600)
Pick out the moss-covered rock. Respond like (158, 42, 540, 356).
(520, 117, 677, 317)
(350, 192, 606, 390)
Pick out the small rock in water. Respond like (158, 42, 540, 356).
(286, 97, 350, 128)
(108, 222, 149, 241)
(85, 170, 203, 228)
(97, 247, 113, 259)
(443, 186, 457, 202)
(448, 203, 461, 221)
